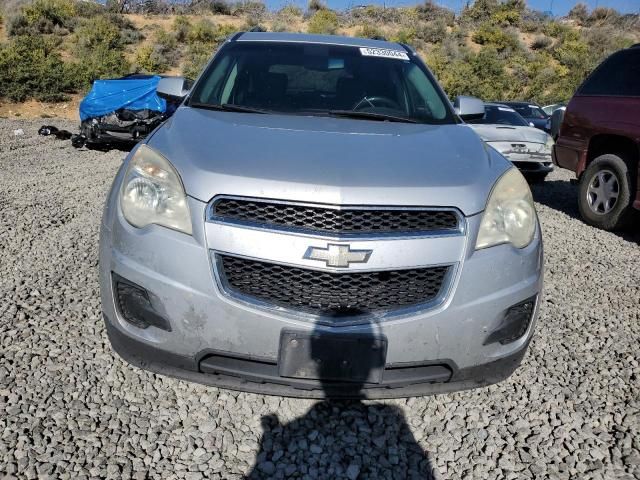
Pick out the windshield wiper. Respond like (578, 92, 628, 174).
(328, 110, 418, 124)
(190, 103, 269, 114)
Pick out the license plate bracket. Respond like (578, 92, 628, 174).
(278, 330, 387, 384)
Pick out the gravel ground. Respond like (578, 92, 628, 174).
(1, 119, 639, 480)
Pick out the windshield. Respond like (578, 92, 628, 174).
(467, 105, 530, 127)
(189, 41, 454, 124)
(508, 104, 547, 119)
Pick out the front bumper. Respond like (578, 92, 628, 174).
(488, 142, 554, 174)
(100, 181, 543, 398)
(104, 315, 531, 398)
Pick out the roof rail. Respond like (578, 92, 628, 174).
(229, 32, 244, 42)
(399, 43, 417, 55)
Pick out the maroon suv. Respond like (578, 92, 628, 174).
(553, 44, 639, 230)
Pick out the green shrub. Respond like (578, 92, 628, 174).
(588, 7, 619, 26)
(568, 3, 588, 25)
(355, 24, 384, 40)
(582, 26, 634, 60)
(432, 46, 516, 101)
(462, 0, 499, 23)
(0, 34, 76, 102)
(8, 14, 30, 36)
(216, 23, 237, 41)
(414, 1, 455, 25)
(187, 18, 216, 44)
(392, 28, 416, 45)
(75, 16, 123, 51)
(74, 0, 104, 18)
(520, 20, 542, 33)
(279, 4, 303, 18)
(173, 15, 191, 42)
(9, 0, 76, 36)
(100, 13, 143, 45)
(120, 26, 144, 45)
(156, 28, 177, 50)
(208, 0, 231, 15)
(415, 19, 447, 43)
(270, 20, 288, 32)
(543, 21, 576, 39)
(491, 8, 520, 27)
(530, 35, 552, 50)
(72, 15, 130, 87)
(349, 5, 403, 24)
(134, 44, 169, 73)
(23, 0, 76, 29)
(183, 41, 215, 80)
(275, 3, 302, 28)
(71, 47, 130, 87)
(307, 9, 338, 35)
(472, 22, 520, 51)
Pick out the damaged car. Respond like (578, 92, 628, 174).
(75, 74, 189, 150)
(467, 103, 555, 183)
(100, 32, 543, 398)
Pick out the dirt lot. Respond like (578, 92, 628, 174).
(0, 119, 639, 479)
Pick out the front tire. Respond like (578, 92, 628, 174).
(578, 154, 634, 231)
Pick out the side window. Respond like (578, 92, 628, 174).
(579, 50, 640, 97)
(194, 55, 232, 104)
(404, 63, 446, 120)
(512, 106, 530, 116)
(220, 63, 238, 104)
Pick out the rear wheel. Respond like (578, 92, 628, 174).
(578, 154, 635, 230)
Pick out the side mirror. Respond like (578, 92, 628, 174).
(453, 96, 485, 121)
(156, 76, 192, 101)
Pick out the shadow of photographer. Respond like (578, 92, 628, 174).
(247, 319, 436, 479)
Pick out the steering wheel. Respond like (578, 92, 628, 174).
(352, 96, 401, 111)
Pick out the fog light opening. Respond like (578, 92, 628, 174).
(484, 296, 536, 346)
(112, 273, 172, 332)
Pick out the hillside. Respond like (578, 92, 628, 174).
(0, 0, 638, 120)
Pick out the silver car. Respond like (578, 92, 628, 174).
(467, 103, 555, 182)
(100, 33, 543, 398)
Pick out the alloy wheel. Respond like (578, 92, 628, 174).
(586, 169, 619, 215)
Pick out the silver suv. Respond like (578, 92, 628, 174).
(100, 33, 543, 398)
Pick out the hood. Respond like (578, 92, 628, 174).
(148, 107, 512, 216)
(468, 124, 549, 144)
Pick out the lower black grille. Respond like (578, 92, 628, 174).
(217, 255, 450, 319)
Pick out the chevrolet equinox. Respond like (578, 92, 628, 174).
(100, 33, 543, 398)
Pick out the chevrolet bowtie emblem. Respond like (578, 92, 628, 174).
(303, 244, 372, 268)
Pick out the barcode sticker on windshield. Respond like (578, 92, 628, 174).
(359, 47, 409, 61)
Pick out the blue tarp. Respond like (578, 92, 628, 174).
(79, 76, 166, 121)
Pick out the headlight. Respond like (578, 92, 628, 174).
(545, 134, 554, 152)
(120, 145, 192, 235)
(476, 168, 536, 250)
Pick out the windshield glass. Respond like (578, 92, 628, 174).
(467, 105, 530, 127)
(189, 41, 454, 124)
(509, 104, 547, 119)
